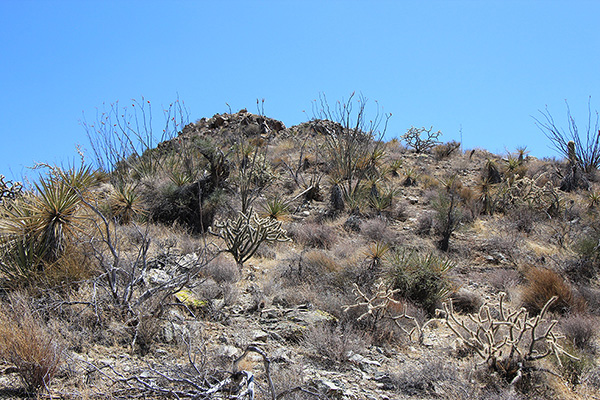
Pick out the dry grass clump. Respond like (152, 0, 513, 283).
(287, 221, 337, 249)
(432, 140, 461, 160)
(560, 314, 597, 352)
(303, 249, 341, 274)
(449, 288, 483, 314)
(489, 269, 522, 298)
(205, 254, 240, 284)
(360, 217, 397, 244)
(391, 358, 467, 397)
(302, 323, 368, 365)
(42, 243, 99, 287)
(0, 292, 63, 394)
(521, 267, 583, 314)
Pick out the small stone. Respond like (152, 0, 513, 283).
(252, 330, 269, 342)
(407, 196, 419, 204)
(217, 345, 240, 358)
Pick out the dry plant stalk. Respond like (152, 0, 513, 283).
(0, 293, 63, 394)
(344, 281, 435, 343)
(443, 292, 578, 384)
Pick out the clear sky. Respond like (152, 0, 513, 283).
(1, 0, 599, 182)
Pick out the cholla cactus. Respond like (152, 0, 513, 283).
(210, 210, 290, 267)
(402, 126, 442, 153)
(443, 292, 578, 385)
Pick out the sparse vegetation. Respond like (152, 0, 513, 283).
(534, 99, 600, 173)
(2, 101, 600, 398)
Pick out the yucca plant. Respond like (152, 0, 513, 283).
(0, 236, 46, 287)
(0, 166, 94, 263)
(110, 184, 144, 224)
(477, 176, 496, 215)
(588, 191, 600, 209)
(402, 167, 419, 186)
(49, 163, 98, 193)
(344, 185, 367, 214)
(364, 241, 390, 270)
(260, 195, 290, 220)
(388, 159, 403, 177)
(26, 178, 84, 261)
(368, 185, 398, 215)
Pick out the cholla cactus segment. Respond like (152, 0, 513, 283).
(210, 210, 291, 267)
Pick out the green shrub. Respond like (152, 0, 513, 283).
(386, 249, 454, 315)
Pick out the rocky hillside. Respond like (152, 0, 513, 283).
(1, 104, 600, 399)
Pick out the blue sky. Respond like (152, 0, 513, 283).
(1, 0, 599, 181)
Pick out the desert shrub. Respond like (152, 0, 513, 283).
(148, 180, 228, 234)
(534, 99, 600, 174)
(392, 358, 465, 397)
(521, 267, 583, 315)
(560, 314, 597, 352)
(489, 269, 522, 295)
(342, 214, 361, 232)
(270, 362, 313, 400)
(0, 292, 63, 394)
(235, 145, 277, 214)
(205, 254, 240, 284)
(449, 288, 482, 314)
(571, 229, 600, 281)
(311, 93, 389, 203)
(360, 217, 395, 244)
(288, 222, 337, 249)
(415, 211, 435, 236)
(302, 323, 368, 364)
(432, 140, 461, 160)
(386, 249, 454, 315)
(579, 286, 600, 315)
(506, 204, 544, 234)
(479, 234, 519, 266)
(557, 342, 595, 386)
(431, 177, 466, 251)
(402, 126, 442, 153)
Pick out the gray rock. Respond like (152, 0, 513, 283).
(144, 268, 170, 285)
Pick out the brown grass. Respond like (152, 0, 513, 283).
(0, 292, 63, 394)
(521, 267, 584, 314)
